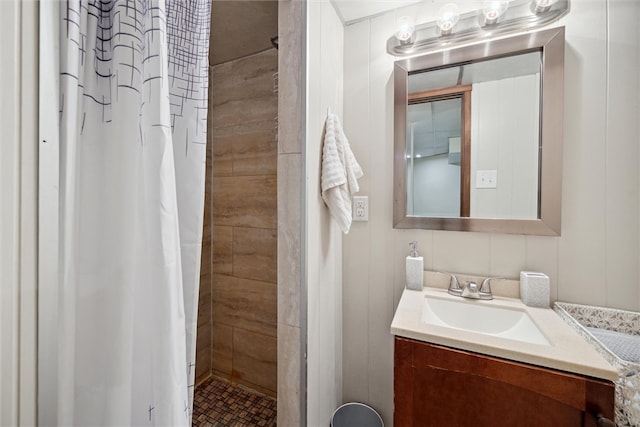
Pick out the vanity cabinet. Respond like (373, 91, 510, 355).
(394, 337, 615, 427)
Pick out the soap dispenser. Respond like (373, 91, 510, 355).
(406, 241, 424, 291)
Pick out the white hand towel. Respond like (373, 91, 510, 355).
(321, 111, 364, 233)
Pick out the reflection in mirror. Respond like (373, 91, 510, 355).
(393, 27, 564, 235)
(407, 90, 469, 217)
(407, 97, 463, 217)
(406, 51, 541, 220)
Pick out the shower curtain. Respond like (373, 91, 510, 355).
(58, 1, 210, 425)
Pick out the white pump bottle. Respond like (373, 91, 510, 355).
(406, 241, 424, 290)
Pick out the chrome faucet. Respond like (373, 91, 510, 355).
(461, 281, 482, 299)
(441, 272, 500, 300)
(442, 272, 463, 297)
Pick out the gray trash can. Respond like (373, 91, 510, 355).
(330, 402, 383, 427)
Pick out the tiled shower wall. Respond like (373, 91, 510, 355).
(195, 48, 278, 397)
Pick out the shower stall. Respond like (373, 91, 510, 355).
(192, 1, 279, 424)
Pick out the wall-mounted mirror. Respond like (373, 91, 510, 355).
(394, 27, 564, 235)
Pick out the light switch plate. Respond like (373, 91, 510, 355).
(476, 170, 498, 189)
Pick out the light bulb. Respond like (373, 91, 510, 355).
(436, 3, 460, 36)
(482, 0, 509, 25)
(394, 16, 416, 44)
(533, 0, 557, 13)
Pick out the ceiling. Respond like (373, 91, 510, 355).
(209, 1, 278, 66)
(332, 0, 421, 23)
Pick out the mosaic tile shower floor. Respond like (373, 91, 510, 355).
(192, 377, 277, 427)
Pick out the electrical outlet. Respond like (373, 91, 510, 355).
(353, 196, 369, 221)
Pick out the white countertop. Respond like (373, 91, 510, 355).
(391, 286, 618, 381)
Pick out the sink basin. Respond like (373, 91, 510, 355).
(421, 295, 550, 346)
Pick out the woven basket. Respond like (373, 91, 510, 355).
(554, 302, 640, 426)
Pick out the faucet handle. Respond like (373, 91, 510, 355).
(461, 281, 481, 299)
(439, 271, 462, 296)
(480, 277, 502, 295)
(467, 281, 479, 293)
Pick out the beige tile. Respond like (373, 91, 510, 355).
(195, 322, 211, 382)
(210, 96, 278, 130)
(195, 372, 210, 388)
(200, 229, 212, 280)
(210, 50, 278, 139)
(206, 65, 215, 148)
(200, 249, 212, 282)
(276, 0, 303, 424)
(212, 176, 277, 229)
(233, 227, 277, 283)
(212, 323, 233, 377)
(195, 352, 210, 385)
(277, 323, 300, 427)
(211, 49, 278, 107)
(200, 152, 212, 277)
(202, 206, 212, 242)
(204, 144, 213, 214)
(197, 274, 211, 328)
(205, 121, 213, 183)
(211, 128, 233, 177)
(212, 370, 232, 382)
(232, 122, 277, 177)
(277, 154, 301, 328)
(196, 321, 211, 352)
(211, 121, 277, 177)
(213, 226, 233, 275)
(235, 380, 276, 399)
(232, 329, 277, 395)
(212, 274, 277, 337)
(277, 0, 304, 155)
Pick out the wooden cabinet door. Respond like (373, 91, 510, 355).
(394, 337, 614, 427)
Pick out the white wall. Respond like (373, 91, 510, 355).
(0, 1, 38, 425)
(306, 0, 344, 425)
(471, 75, 539, 219)
(342, 1, 640, 425)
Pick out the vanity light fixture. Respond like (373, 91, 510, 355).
(387, 0, 569, 56)
(394, 16, 416, 44)
(482, 0, 509, 25)
(436, 3, 460, 35)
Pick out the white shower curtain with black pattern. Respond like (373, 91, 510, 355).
(58, 1, 210, 425)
